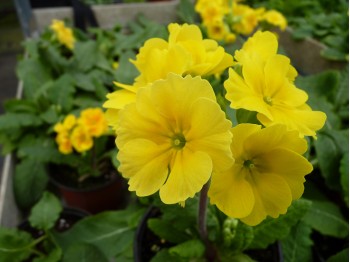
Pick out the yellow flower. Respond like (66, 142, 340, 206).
(225, 32, 326, 137)
(208, 124, 313, 226)
(206, 19, 230, 42)
(103, 23, 233, 129)
(50, 19, 75, 50)
(55, 132, 73, 154)
(54, 114, 77, 133)
(116, 73, 233, 204)
(231, 4, 264, 35)
(195, 0, 229, 25)
(78, 108, 108, 137)
(70, 125, 93, 153)
(261, 10, 287, 31)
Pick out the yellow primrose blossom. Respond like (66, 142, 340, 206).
(116, 73, 233, 204)
(231, 4, 264, 36)
(55, 132, 73, 154)
(103, 23, 234, 129)
(50, 19, 75, 50)
(209, 124, 313, 226)
(70, 125, 93, 153)
(79, 108, 108, 137)
(53, 114, 76, 133)
(224, 57, 326, 137)
(261, 10, 287, 31)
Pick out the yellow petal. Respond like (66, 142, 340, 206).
(230, 124, 262, 159)
(103, 89, 137, 110)
(242, 171, 292, 226)
(118, 139, 171, 196)
(257, 148, 313, 199)
(209, 165, 254, 218)
(160, 148, 212, 204)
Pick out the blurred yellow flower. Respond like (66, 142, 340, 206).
(79, 108, 108, 137)
(261, 10, 287, 31)
(70, 125, 93, 153)
(55, 132, 73, 154)
(116, 73, 233, 204)
(50, 19, 75, 50)
(54, 114, 76, 133)
(231, 4, 264, 35)
(209, 124, 313, 226)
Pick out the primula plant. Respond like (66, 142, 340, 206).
(194, 0, 287, 43)
(104, 21, 329, 261)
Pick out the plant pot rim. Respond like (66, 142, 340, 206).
(49, 170, 122, 193)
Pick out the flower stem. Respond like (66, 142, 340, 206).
(198, 180, 218, 261)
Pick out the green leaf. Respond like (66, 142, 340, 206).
(114, 50, 138, 85)
(52, 209, 143, 258)
(147, 218, 191, 244)
(40, 106, 60, 124)
(72, 73, 96, 92)
(62, 243, 108, 262)
(33, 248, 62, 262)
(4, 99, 37, 113)
(177, 0, 198, 24)
(0, 227, 34, 262)
(74, 41, 99, 72)
(16, 58, 52, 99)
(236, 109, 260, 125)
(169, 239, 205, 259)
(48, 74, 75, 112)
(327, 248, 349, 262)
(340, 152, 349, 205)
(29, 192, 63, 231)
(314, 132, 342, 190)
(281, 222, 313, 262)
(249, 199, 312, 249)
(0, 112, 42, 131)
(150, 249, 183, 262)
(321, 48, 348, 61)
(14, 159, 49, 209)
(302, 200, 349, 238)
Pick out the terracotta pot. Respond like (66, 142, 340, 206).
(49, 168, 128, 214)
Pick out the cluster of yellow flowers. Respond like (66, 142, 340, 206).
(54, 108, 108, 154)
(195, 0, 287, 42)
(50, 19, 75, 50)
(104, 24, 326, 226)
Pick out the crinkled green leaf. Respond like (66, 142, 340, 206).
(32, 247, 62, 262)
(53, 209, 144, 258)
(169, 239, 205, 259)
(314, 132, 342, 190)
(0, 227, 34, 262)
(72, 73, 96, 92)
(48, 74, 75, 112)
(62, 243, 108, 262)
(29, 192, 63, 231)
(115, 50, 138, 85)
(74, 41, 99, 72)
(281, 222, 313, 262)
(150, 249, 183, 262)
(302, 200, 349, 238)
(327, 248, 349, 262)
(340, 152, 349, 205)
(248, 199, 312, 249)
(236, 109, 260, 125)
(177, 0, 198, 24)
(4, 99, 37, 113)
(0, 112, 42, 131)
(14, 159, 48, 209)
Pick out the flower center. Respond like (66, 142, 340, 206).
(263, 96, 273, 106)
(243, 159, 255, 169)
(172, 133, 186, 149)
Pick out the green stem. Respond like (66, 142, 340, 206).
(198, 180, 218, 261)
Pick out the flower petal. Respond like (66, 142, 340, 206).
(118, 139, 171, 196)
(160, 148, 212, 204)
(209, 164, 254, 218)
(242, 171, 292, 226)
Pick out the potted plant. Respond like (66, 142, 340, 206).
(101, 12, 330, 259)
(0, 16, 166, 214)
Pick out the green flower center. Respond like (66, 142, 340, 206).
(243, 159, 255, 169)
(172, 134, 186, 149)
(263, 96, 273, 106)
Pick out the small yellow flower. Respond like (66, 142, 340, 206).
(70, 125, 93, 153)
(116, 73, 233, 204)
(55, 132, 73, 154)
(261, 10, 287, 31)
(209, 124, 313, 226)
(50, 19, 75, 50)
(79, 108, 108, 137)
